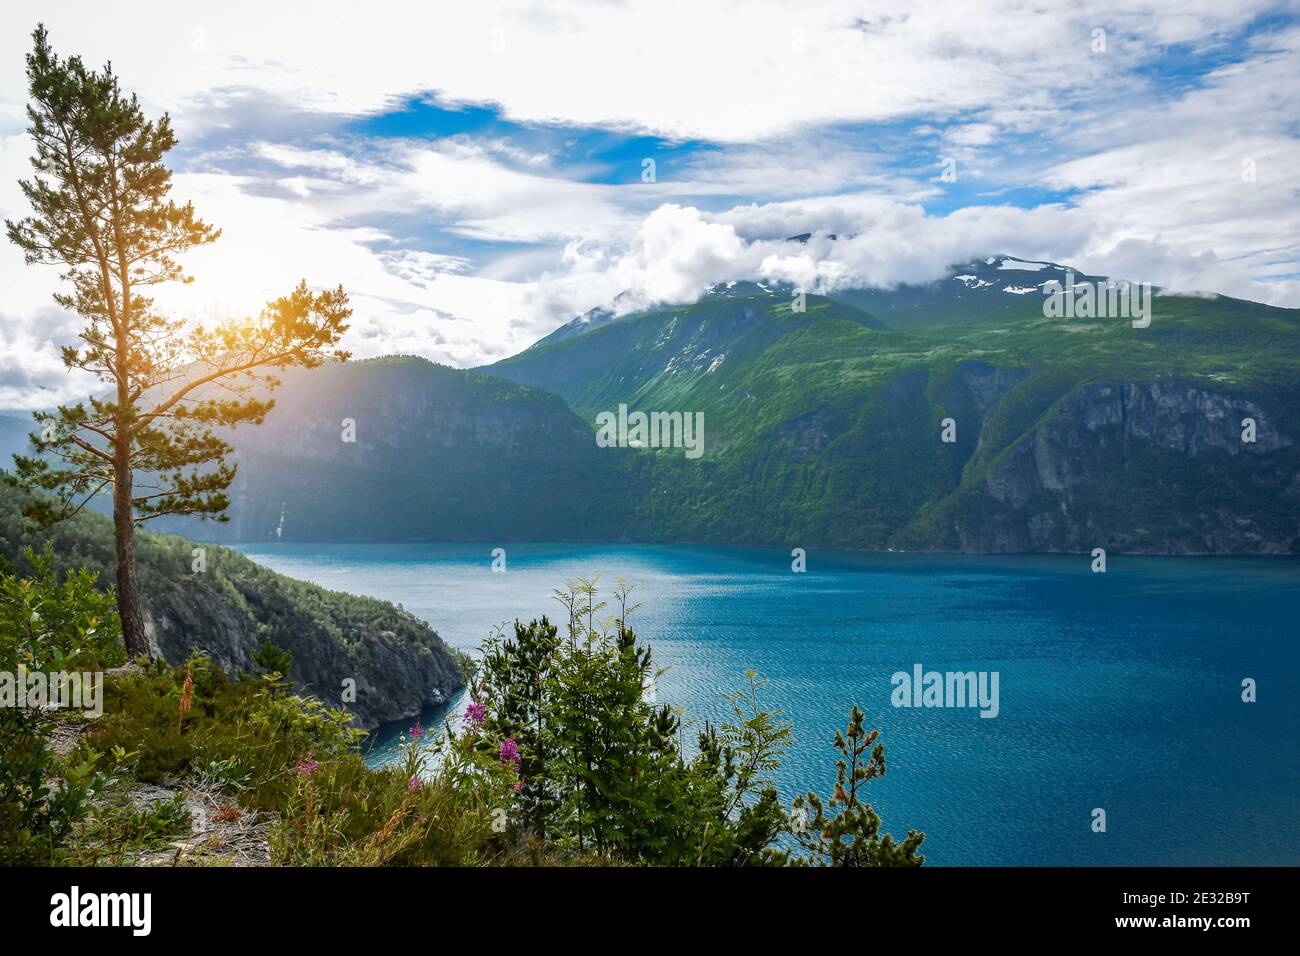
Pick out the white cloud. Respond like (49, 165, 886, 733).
(0, 304, 100, 409)
(0, 0, 1297, 409)
(725, 199, 1095, 291)
(946, 124, 998, 147)
(1039, 25, 1300, 305)
(1, 0, 1282, 139)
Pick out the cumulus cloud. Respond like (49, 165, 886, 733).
(0, 0, 1297, 409)
(1, 0, 1280, 140)
(1038, 25, 1300, 305)
(0, 305, 100, 409)
(675, 198, 1093, 292)
(513, 198, 1099, 319)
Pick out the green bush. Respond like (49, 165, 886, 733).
(472, 577, 791, 865)
(252, 637, 293, 679)
(81, 655, 360, 809)
(0, 547, 118, 864)
(68, 781, 193, 866)
(0, 545, 124, 670)
(268, 739, 513, 867)
(79, 654, 516, 867)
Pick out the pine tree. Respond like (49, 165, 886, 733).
(5, 26, 351, 659)
(790, 705, 926, 866)
(474, 578, 796, 864)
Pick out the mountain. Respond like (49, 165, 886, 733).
(531, 253, 1124, 345)
(157, 354, 627, 543)
(490, 285, 886, 452)
(487, 269, 1300, 553)
(51, 256, 1300, 556)
(527, 279, 813, 350)
(526, 288, 644, 350)
(826, 255, 1114, 331)
(0, 413, 33, 473)
(0, 484, 465, 729)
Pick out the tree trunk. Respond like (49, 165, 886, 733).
(113, 448, 150, 660)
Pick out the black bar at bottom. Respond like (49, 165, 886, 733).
(3, 865, 1283, 941)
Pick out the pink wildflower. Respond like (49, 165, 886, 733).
(499, 737, 520, 765)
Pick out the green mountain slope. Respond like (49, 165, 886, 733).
(0, 414, 32, 474)
(487, 279, 1300, 553)
(0, 484, 464, 729)
(156, 355, 628, 543)
(68, 265, 1300, 555)
(490, 287, 887, 450)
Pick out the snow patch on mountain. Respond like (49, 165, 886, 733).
(997, 258, 1053, 272)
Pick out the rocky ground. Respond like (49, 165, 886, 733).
(50, 713, 271, 867)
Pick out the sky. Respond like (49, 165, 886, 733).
(1, 0, 1298, 408)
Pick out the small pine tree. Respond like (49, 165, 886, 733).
(790, 705, 925, 866)
(472, 578, 796, 865)
(252, 637, 293, 680)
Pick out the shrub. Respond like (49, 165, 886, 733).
(269, 725, 514, 867)
(789, 705, 926, 866)
(0, 547, 117, 863)
(80, 654, 360, 810)
(67, 780, 193, 866)
(251, 637, 293, 679)
(473, 577, 793, 865)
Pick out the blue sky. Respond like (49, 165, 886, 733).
(1, 0, 1298, 406)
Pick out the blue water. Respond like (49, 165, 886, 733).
(231, 541, 1300, 866)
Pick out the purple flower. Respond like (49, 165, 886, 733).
(408, 774, 423, 791)
(297, 752, 319, 777)
(465, 702, 486, 726)
(408, 722, 425, 739)
(499, 737, 520, 765)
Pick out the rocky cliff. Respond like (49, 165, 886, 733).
(160, 355, 625, 543)
(139, 540, 465, 729)
(0, 485, 465, 730)
(897, 378, 1300, 554)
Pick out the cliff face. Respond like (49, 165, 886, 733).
(140, 547, 464, 730)
(904, 379, 1300, 554)
(0, 486, 465, 731)
(165, 356, 625, 543)
(144, 354, 1300, 556)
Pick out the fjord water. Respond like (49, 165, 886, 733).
(233, 542, 1299, 866)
